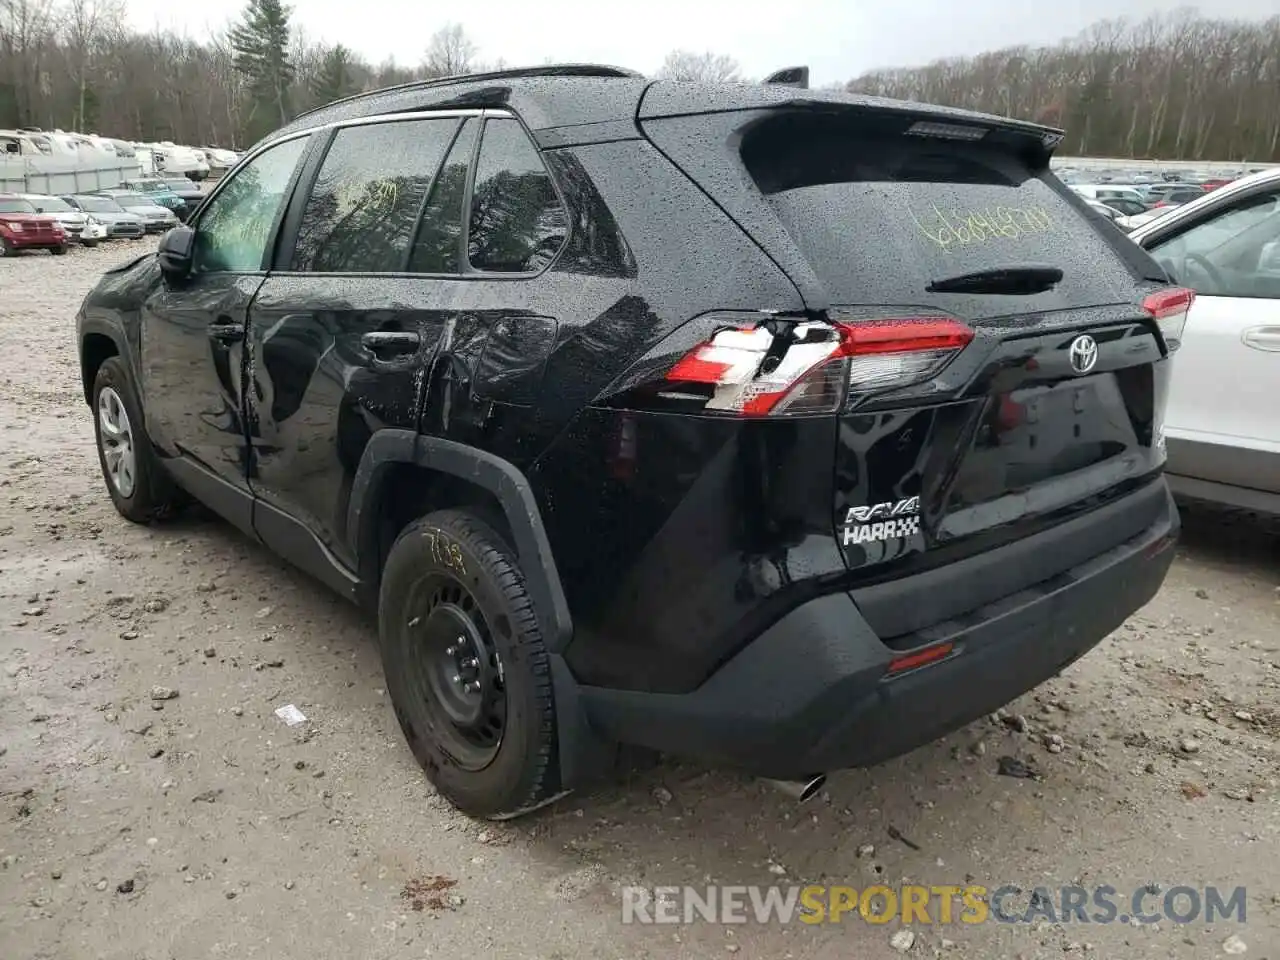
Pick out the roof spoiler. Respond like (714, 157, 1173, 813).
(763, 66, 809, 89)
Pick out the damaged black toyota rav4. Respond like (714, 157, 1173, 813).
(77, 65, 1186, 818)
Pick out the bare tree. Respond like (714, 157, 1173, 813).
(61, 0, 122, 130)
(422, 22, 476, 78)
(847, 12, 1280, 161)
(657, 49, 742, 83)
(0, 0, 58, 126)
(3, 6, 1279, 162)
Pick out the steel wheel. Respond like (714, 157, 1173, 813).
(407, 574, 507, 771)
(97, 386, 136, 498)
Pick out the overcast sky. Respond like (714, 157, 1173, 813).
(125, 0, 1275, 86)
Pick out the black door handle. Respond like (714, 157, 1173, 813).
(362, 331, 421, 356)
(208, 319, 245, 343)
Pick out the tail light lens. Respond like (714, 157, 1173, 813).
(1143, 287, 1195, 352)
(663, 315, 973, 417)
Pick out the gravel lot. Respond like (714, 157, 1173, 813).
(1, 241, 1278, 960)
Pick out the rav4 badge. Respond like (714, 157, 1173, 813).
(841, 496, 921, 546)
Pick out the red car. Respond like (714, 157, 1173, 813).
(1201, 178, 1233, 191)
(0, 195, 69, 256)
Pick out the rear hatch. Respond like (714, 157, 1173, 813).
(639, 91, 1176, 597)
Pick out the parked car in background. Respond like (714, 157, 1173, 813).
(1098, 196, 1148, 217)
(120, 179, 192, 220)
(0, 195, 68, 255)
(1083, 198, 1123, 222)
(158, 177, 205, 211)
(62, 194, 147, 239)
(92, 189, 180, 232)
(19, 193, 106, 246)
(1129, 168, 1280, 517)
(1117, 204, 1184, 232)
(1071, 184, 1149, 208)
(1143, 184, 1209, 208)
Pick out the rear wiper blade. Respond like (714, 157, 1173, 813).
(927, 263, 1064, 295)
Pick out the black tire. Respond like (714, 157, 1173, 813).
(50, 244, 68, 255)
(91, 357, 184, 523)
(0, 237, 13, 257)
(378, 510, 561, 819)
(81, 239, 99, 248)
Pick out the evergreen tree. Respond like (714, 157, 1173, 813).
(311, 44, 356, 106)
(229, 0, 294, 142)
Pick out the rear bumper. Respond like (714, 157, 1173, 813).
(578, 481, 1178, 778)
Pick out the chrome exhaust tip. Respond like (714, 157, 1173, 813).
(762, 774, 826, 803)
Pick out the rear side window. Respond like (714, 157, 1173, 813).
(742, 114, 1142, 317)
(291, 117, 458, 273)
(467, 117, 567, 272)
(407, 119, 478, 275)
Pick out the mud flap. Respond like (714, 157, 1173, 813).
(550, 653, 618, 790)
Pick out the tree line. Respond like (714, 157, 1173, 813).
(2, 1, 1278, 161)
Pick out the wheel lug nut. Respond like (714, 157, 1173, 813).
(445, 645, 457, 656)
(463, 657, 479, 669)
(451, 674, 461, 684)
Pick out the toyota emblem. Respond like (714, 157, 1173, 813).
(1068, 334, 1098, 375)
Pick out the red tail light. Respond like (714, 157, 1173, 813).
(664, 315, 973, 416)
(1143, 287, 1195, 350)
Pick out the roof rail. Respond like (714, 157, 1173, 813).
(291, 63, 643, 123)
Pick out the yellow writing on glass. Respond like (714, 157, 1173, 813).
(909, 202, 1055, 250)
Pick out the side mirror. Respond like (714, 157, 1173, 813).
(157, 224, 195, 278)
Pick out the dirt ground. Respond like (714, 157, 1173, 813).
(1, 240, 1277, 960)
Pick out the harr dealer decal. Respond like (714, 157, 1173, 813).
(841, 496, 921, 546)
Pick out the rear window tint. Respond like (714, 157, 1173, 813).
(744, 119, 1140, 316)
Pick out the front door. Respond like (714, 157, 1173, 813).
(1143, 183, 1280, 493)
(246, 114, 472, 571)
(139, 134, 312, 531)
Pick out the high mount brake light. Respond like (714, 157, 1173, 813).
(664, 316, 974, 416)
(1142, 287, 1194, 351)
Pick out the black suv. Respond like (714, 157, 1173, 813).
(77, 65, 1186, 818)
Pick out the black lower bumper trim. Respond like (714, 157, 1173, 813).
(578, 484, 1179, 778)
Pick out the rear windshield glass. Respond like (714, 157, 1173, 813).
(743, 116, 1143, 317)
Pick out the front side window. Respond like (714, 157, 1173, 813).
(290, 117, 458, 273)
(1148, 190, 1280, 298)
(467, 117, 567, 273)
(194, 136, 309, 273)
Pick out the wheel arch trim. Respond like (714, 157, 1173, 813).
(78, 320, 131, 405)
(348, 429, 573, 653)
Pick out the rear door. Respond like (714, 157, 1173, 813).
(246, 112, 472, 573)
(1139, 182, 1280, 494)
